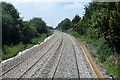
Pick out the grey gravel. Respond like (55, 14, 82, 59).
(1, 31, 96, 79)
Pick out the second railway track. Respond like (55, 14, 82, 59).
(1, 32, 62, 78)
(18, 34, 63, 79)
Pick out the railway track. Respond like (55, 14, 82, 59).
(1, 31, 107, 79)
(18, 38, 63, 79)
(1, 33, 56, 73)
(1, 32, 61, 78)
(71, 36, 104, 79)
(19, 34, 63, 79)
(1, 38, 56, 76)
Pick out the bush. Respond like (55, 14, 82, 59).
(67, 28, 80, 38)
(2, 43, 25, 60)
(96, 42, 113, 63)
(2, 34, 49, 60)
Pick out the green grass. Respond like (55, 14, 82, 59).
(2, 43, 25, 60)
(68, 29, 120, 79)
(102, 56, 120, 79)
(1, 33, 51, 61)
(31, 34, 47, 45)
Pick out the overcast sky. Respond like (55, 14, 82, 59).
(3, 0, 91, 28)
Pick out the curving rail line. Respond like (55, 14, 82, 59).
(0, 34, 59, 78)
(72, 36, 104, 80)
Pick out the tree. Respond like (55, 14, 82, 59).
(72, 15, 81, 24)
(28, 18, 48, 35)
(2, 2, 21, 45)
(56, 18, 72, 31)
(2, 2, 49, 45)
(108, 2, 120, 53)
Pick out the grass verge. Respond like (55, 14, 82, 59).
(1, 33, 52, 61)
(67, 29, 120, 79)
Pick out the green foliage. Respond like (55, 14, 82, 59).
(31, 34, 47, 45)
(74, 19, 85, 35)
(48, 26, 54, 31)
(66, 2, 120, 78)
(1, 2, 52, 60)
(96, 42, 113, 62)
(2, 2, 21, 45)
(2, 34, 48, 60)
(72, 15, 81, 24)
(67, 28, 80, 38)
(102, 56, 120, 79)
(2, 43, 25, 60)
(101, 2, 120, 53)
(2, 2, 49, 45)
(56, 18, 72, 31)
(68, 30, 119, 79)
(70, 2, 120, 54)
(28, 18, 48, 35)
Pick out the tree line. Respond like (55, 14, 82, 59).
(2, 2, 50, 45)
(56, 2, 120, 54)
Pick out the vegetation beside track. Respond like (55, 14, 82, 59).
(56, 2, 120, 79)
(1, 2, 53, 61)
(68, 29, 120, 79)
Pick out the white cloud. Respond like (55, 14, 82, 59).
(4, 0, 91, 4)
(2, 0, 89, 27)
(37, 2, 84, 14)
(64, 2, 84, 10)
(37, 3, 55, 11)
